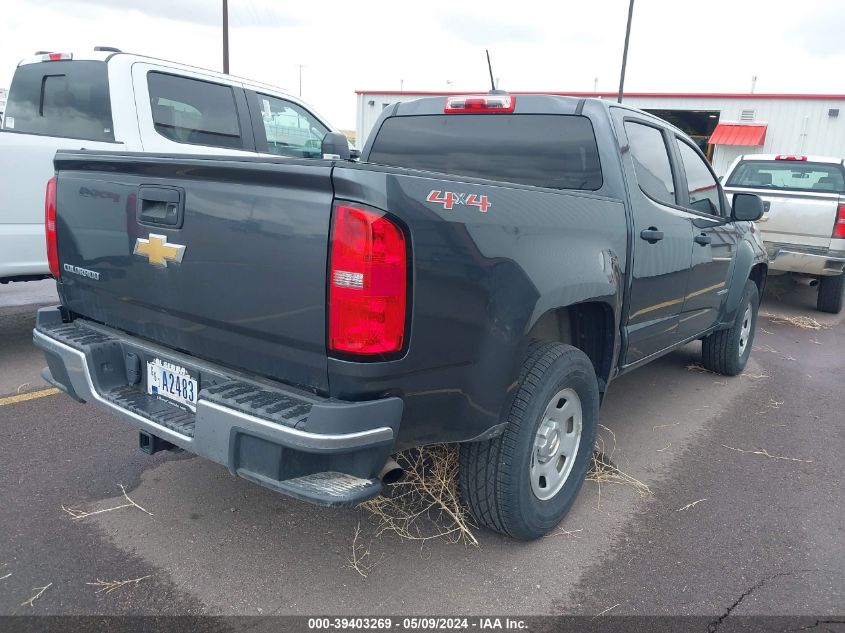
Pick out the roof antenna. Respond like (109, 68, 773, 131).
(486, 50, 507, 94)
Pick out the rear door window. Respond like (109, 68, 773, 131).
(147, 72, 242, 149)
(368, 114, 603, 191)
(253, 93, 328, 159)
(675, 138, 722, 215)
(624, 121, 676, 205)
(2, 61, 114, 141)
(726, 160, 845, 193)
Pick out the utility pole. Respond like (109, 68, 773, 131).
(296, 64, 305, 96)
(617, 0, 635, 103)
(222, 0, 229, 74)
(593, 77, 598, 93)
(750, 75, 758, 94)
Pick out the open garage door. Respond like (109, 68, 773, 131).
(644, 109, 721, 160)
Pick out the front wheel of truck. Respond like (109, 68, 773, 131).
(701, 279, 759, 376)
(817, 273, 844, 314)
(459, 342, 599, 540)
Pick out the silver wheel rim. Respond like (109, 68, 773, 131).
(738, 304, 753, 356)
(530, 388, 583, 501)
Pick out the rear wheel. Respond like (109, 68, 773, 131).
(459, 342, 599, 540)
(701, 279, 759, 376)
(817, 273, 844, 314)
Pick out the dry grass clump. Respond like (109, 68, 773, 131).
(761, 313, 825, 330)
(360, 434, 651, 548)
(586, 428, 651, 498)
(361, 445, 478, 546)
(587, 450, 651, 497)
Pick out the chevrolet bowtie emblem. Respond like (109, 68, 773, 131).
(134, 234, 186, 267)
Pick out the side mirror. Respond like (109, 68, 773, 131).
(732, 193, 764, 222)
(349, 147, 361, 161)
(321, 132, 350, 160)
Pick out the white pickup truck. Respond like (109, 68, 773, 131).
(0, 48, 347, 284)
(723, 154, 845, 313)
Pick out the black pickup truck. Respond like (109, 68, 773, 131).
(35, 93, 767, 539)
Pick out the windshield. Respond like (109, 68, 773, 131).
(726, 160, 845, 194)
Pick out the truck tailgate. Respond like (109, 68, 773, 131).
(53, 152, 333, 394)
(724, 186, 840, 248)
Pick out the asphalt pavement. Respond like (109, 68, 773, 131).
(0, 277, 842, 619)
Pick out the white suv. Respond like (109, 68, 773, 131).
(0, 49, 348, 284)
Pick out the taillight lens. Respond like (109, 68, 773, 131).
(834, 203, 845, 239)
(329, 205, 407, 355)
(45, 176, 59, 277)
(42, 52, 72, 62)
(445, 94, 515, 114)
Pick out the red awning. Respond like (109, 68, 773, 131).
(709, 123, 767, 146)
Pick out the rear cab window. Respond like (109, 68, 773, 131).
(726, 160, 845, 194)
(147, 72, 243, 149)
(2, 60, 114, 142)
(368, 114, 603, 191)
(623, 121, 676, 205)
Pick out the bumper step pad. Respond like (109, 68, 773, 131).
(237, 470, 382, 507)
(105, 385, 196, 437)
(202, 381, 313, 430)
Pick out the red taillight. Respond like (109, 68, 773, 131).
(45, 176, 59, 278)
(445, 94, 515, 114)
(329, 205, 407, 355)
(834, 203, 845, 239)
(775, 155, 807, 161)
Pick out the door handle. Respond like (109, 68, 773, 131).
(640, 228, 664, 244)
(137, 185, 184, 227)
(694, 233, 712, 246)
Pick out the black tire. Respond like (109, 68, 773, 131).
(817, 274, 844, 314)
(458, 342, 599, 540)
(701, 279, 759, 376)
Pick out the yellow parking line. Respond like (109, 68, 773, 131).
(0, 388, 60, 406)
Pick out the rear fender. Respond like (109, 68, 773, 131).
(507, 249, 623, 402)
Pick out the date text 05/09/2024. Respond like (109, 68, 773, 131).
(307, 617, 528, 631)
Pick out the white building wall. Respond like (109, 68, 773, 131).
(356, 92, 845, 176)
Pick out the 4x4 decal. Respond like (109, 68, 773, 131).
(426, 190, 491, 212)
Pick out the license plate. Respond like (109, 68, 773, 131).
(146, 358, 198, 412)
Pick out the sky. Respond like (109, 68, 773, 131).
(2, 0, 845, 130)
